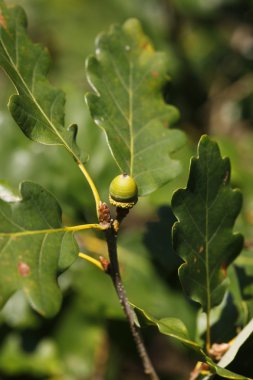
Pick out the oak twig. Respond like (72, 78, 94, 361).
(104, 224, 159, 380)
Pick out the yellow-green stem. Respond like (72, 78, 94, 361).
(79, 252, 103, 270)
(0, 223, 107, 238)
(77, 160, 101, 218)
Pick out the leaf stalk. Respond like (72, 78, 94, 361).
(0, 223, 107, 238)
(78, 252, 104, 270)
(77, 160, 101, 218)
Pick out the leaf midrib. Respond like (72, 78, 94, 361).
(129, 60, 134, 175)
(108, 45, 134, 175)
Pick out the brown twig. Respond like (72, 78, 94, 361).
(98, 202, 159, 379)
(104, 223, 159, 380)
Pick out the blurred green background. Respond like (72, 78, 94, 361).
(1, 0, 253, 379)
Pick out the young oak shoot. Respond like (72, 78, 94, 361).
(0, 2, 185, 378)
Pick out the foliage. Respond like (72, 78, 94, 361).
(133, 305, 251, 380)
(172, 136, 243, 312)
(86, 18, 185, 195)
(0, 0, 80, 158)
(0, 181, 78, 317)
(0, 0, 253, 379)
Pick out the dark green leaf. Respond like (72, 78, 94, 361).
(85, 18, 185, 195)
(0, 181, 78, 317)
(0, 0, 80, 159)
(171, 135, 243, 311)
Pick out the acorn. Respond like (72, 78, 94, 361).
(109, 174, 138, 209)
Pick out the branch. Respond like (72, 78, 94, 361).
(104, 223, 160, 380)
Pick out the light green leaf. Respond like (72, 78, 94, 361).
(218, 318, 253, 369)
(0, 181, 78, 317)
(0, 0, 80, 159)
(133, 305, 251, 380)
(133, 304, 206, 360)
(85, 18, 185, 195)
(0, 181, 20, 202)
(171, 135, 244, 311)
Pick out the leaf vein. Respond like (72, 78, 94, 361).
(0, 206, 25, 231)
(101, 76, 129, 124)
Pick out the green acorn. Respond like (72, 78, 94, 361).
(109, 174, 138, 209)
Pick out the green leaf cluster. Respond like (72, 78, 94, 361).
(0, 0, 253, 379)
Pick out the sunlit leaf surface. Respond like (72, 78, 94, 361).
(86, 18, 185, 195)
(0, 0, 80, 159)
(0, 182, 78, 317)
